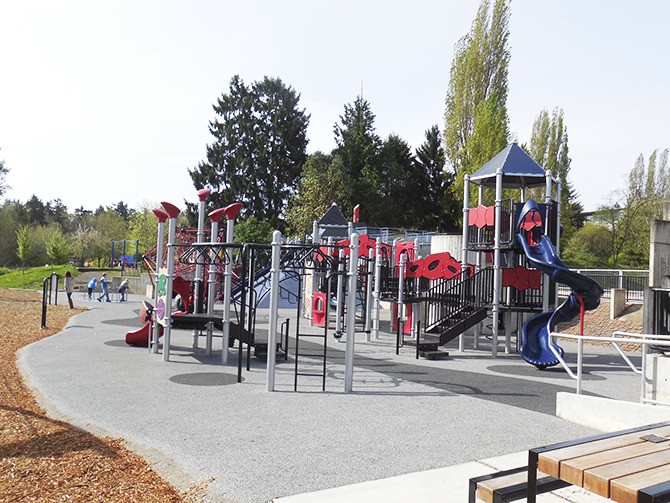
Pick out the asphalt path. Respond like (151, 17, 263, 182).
(19, 294, 639, 502)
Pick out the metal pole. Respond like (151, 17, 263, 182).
(373, 238, 382, 339)
(192, 189, 210, 349)
(151, 209, 168, 354)
(266, 230, 282, 391)
(222, 202, 244, 364)
(491, 167, 503, 358)
(543, 170, 553, 312)
(335, 248, 345, 338)
(460, 174, 471, 352)
(344, 233, 359, 393)
(364, 247, 374, 341)
(161, 202, 180, 362)
(206, 208, 226, 356)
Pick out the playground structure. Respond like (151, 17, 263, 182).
(125, 143, 606, 392)
(111, 239, 139, 268)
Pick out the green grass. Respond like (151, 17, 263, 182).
(0, 265, 81, 290)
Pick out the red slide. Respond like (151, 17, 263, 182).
(125, 321, 153, 347)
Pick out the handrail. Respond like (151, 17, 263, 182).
(549, 330, 670, 406)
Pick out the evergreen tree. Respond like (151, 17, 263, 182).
(25, 195, 46, 226)
(414, 125, 459, 231)
(189, 75, 309, 230)
(377, 134, 418, 228)
(333, 96, 382, 224)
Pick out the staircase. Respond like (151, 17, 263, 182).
(408, 267, 494, 357)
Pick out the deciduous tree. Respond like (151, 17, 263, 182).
(444, 0, 511, 206)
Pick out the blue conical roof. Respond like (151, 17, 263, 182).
(469, 143, 547, 188)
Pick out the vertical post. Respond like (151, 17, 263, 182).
(491, 167, 503, 358)
(266, 230, 282, 391)
(191, 189, 210, 349)
(364, 247, 374, 341)
(222, 202, 244, 364)
(373, 238, 382, 339)
(161, 202, 181, 362)
(335, 248, 345, 338)
(206, 208, 226, 356)
(474, 183, 484, 350)
(311, 219, 319, 320)
(460, 174, 471, 352)
(151, 209, 169, 354)
(543, 170, 553, 313)
(344, 233, 359, 393)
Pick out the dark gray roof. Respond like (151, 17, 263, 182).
(318, 203, 348, 226)
(469, 143, 547, 188)
(317, 203, 349, 240)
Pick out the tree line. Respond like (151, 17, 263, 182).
(0, 0, 666, 270)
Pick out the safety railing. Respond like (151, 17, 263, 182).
(556, 269, 648, 301)
(548, 330, 670, 407)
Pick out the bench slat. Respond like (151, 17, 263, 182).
(610, 463, 670, 503)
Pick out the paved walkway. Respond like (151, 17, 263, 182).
(18, 293, 650, 502)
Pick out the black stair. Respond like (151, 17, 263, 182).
(408, 306, 488, 355)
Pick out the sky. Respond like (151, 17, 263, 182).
(1, 0, 668, 215)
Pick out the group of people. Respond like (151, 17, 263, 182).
(86, 274, 129, 303)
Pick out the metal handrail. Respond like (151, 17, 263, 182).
(548, 330, 670, 406)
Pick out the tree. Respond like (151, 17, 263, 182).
(377, 134, 419, 228)
(127, 206, 160, 257)
(0, 149, 9, 197)
(114, 201, 132, 223)
(333, 96, 382, 224)
(526, 107, 584, 241)
(444, 0, 511, 205)
(46, 228, 69, 265)
(234, 216, 274, 244)
(285, 152, 352, 237)
(16, 225, 31, 271)
(414, 125, 460, 231)
(95, 211, 128, 266)
(189, 75, 309, 230)
(46, 198, 69, 229)
(25, 195, 47, 226)
(562, 223, 611, 267)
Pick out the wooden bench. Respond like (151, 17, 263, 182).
(469, 465, 569, 503)
(528, 421, 670, 503)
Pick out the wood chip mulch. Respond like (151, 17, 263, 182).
(0, 289, 198, 502)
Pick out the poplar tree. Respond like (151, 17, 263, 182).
(444, 0, 511, 205)
(527, 107, 584, 240)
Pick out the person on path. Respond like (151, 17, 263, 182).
(87, 277, 97, 300)
(97, 273, 111, 302)
(64, 271, 75, 309)
(118, 278, 128, 301)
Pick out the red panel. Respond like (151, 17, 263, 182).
(528, 269, 542, 290)
(405, 259, 424, 278)
(484, 205, 496, 227)
(442, 256, 462, 280)
(502, 267, 516, 288)
(312, 293, 327, 327)
(422, 252, 451, 280)
(512, 266, 530, 291)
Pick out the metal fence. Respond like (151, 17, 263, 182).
(556, 269, 648, 302)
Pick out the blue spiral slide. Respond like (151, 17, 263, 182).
(516, 201, 604, 369)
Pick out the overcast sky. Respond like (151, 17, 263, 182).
(1, 1, 668, 215)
